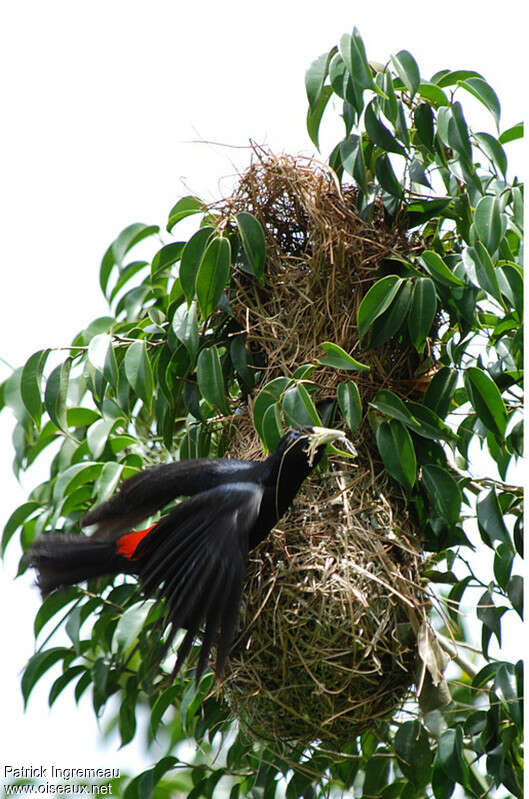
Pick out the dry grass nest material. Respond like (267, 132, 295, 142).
(220, 459, 429, 745)
(217, 150, 429, 426)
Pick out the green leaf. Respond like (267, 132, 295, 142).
(34, 587, 79, 638)
(196, 236, 231, 318)
(253, 377, 291, 442)
(235, 212, 266, 283)
(100, 245, 116, 299)
(420, 251, 465, 288)
(22, 647, 70, 708)
(337, 381, 362, 434)
(474, 132, 507, 176)
(407, 401, 456, 442)
(493, 542, 513, 590)
(151, 242, 185, 279)
(395, 101, 410, 148)
(171, 301, 199, 365)
(65, 605, 82, 650)
(230, 337, 256, 390)
(495, 664, 522, 728)
(113, 223, 160, 267)
(305, 48, 337, 111)
(506, 417, 523, 458)
(329, 52, 354, 102)
(167, 196, 205, 233)
(2, 501, 40, 555)
(422, 465, 461, 525)
(3, 368, 28, 425)
(375, 153, 403, 198)
(340, 135, 368, 195)
(463, 244, 505, 307)
(109, 261, 149, 304)
(357, 275, 403, 339)
(92, 657, 109, 714)
(464, 367, 507, 439)
(306, 85, 332, 149)
(370, 389, 413, 426)
(414, 103, 435, 150)
(499, 263, 523, 317)
(74, 671, 92, 704)
(261, 402, 284, 452)
(87, 418, 116, 459)
(286, 771, 312, 799)
(437, 727, 466, 785)
(431, 763, 456, 799)
(363, 750, 391, 795)
(508, 575, 523, 618)
(76, 316, 116, 346)
(498, 121, 523, 145)
(450, 102, 474, 166)
(369, 280, 413, 346)
(408, 277, 437, 354)
(434, 69, 484, 86)
(196, 346, 229, 414)
(124, 341, 154, 410)
(119, 677, 138, 747)
(423, 367, 458, 419)
(93, 461, 124, 506)
(391, 50, 420, 98)
(339, 28, 375, 91)
(459, 77, 500, 127)
(179, 226, 215, 304)
(49, 666, 86, 708)
(317, 341, 369, 371)
(406, 198, 452, 229)
(282, 384, 321, 427)
(409, 157, 432, 188)
(365, 100, 406, 156)
(476, 488, 511, 548)
(474, 195, 503, 254)
(44, 359, 72, 431)
(100, 226, 158, 297)
(376, 420, 416, 492)
(21, 349, 50, 429)
(477, 589, 505, 649)
(88, 333, 118, 386)
(380, 71, 398, 123)
(417, 82, 449, 106)
(53, 462, 102, 501)
(150, 685, 181, 738)
(112, 600, 155, 652)
(394, 721, 432, 787)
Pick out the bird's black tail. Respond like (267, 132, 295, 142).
(27, 531, 141, 596)
(27, 484, 257, 682)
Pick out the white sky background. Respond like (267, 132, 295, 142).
(0, 0, 525, 780)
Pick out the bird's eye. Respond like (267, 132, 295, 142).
(289, 428, 306, 441)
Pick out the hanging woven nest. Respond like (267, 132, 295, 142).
(215, 149, 433, 449)
(219, 418, 428, 745)
(210, 151, 435, 744)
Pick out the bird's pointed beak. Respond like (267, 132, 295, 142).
(306, 426, 356, 464)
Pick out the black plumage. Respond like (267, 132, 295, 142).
(28, 426, 346, 680)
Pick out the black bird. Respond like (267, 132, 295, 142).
(28, 426, 347, 681)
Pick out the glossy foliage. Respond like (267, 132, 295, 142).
(1, 28, 523, 799)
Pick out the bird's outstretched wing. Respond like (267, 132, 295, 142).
(133, 481, 263, 681)
(82, 457, 250, 538)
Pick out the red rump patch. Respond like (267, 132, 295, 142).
(116, 525, 157, 559)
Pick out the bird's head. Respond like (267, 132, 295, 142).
(273, 426, 352, 470)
